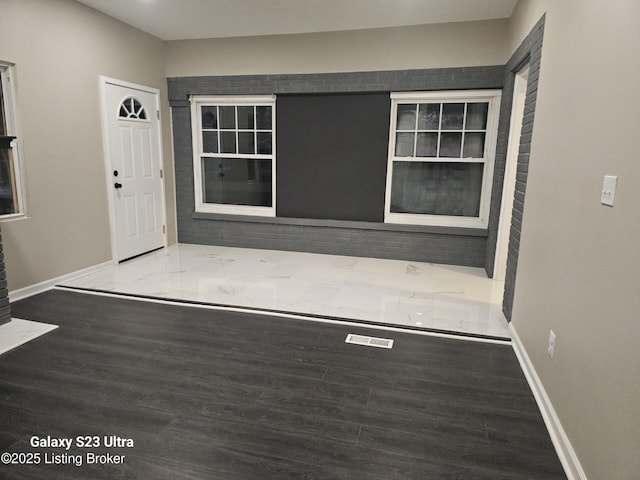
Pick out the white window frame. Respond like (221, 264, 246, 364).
(0, 61, 27, 220)
(384, 90, 501, 229)
(190, 95, 276, 217)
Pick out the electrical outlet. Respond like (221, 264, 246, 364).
(548, 330, 556, 359)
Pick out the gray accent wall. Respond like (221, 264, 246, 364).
(169, 66, 507, 268)
(0, 226, 11, 325)
(167, 67, 504, 104)
(276, 93, 390, 222)
(485, 16, 545, 321)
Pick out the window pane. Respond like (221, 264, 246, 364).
(220, 106, 236, 129)
(0, 148, 18, 215)
(417, 104, 440, 130)
(220, 131, 236, 153)
(133, 99, 146, 119)
(201, 106, 218, 129)
(466, 103, 488, 130)
(256, 106, 272, 130)
(463, 132, 486, 158)
(416, 132, 438, 157)
(439, 132, 462, 157)
(257, 132, 272, 154)
(441, 103, 464, 130)
(237, 106, 255, 129)
(202, 131, 218, 153)
(396, 104, 416, 130)
(238, 131, 255, 154)
(390, 161, 483, 217)
(395, 132, 414, 156)
(202, 157, 272, 207)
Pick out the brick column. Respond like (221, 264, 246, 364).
(0, 224, 11, 325)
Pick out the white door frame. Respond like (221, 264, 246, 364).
(494, 66, 530, 280)
(98, 75, 168, 263)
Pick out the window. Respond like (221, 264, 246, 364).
(0, 62, 25, 218)
(385, 90, 501, 228)
(119, 97, 147, 120)
(191, 95, 275, 216)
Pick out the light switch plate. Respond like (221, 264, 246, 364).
(601, 175, 617, 206)
(548, 330, 556, 359)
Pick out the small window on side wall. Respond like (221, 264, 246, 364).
(0, 62, 26, 219)
(190, 95, 276, 216)
(385, 90, 501, 229)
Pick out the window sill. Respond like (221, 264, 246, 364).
(0, 212, 27, 223)
(195, 204, 275, 217)
(385, 212, 488, 229)
(191, 212, 488, 237)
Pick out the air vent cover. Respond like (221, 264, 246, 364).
(345, 334, 394, 349)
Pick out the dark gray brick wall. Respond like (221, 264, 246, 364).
(180, 219, 487, 267)
(0, 225, 11, 325)
(168, 66, 504, 105)
(170, 66, 506, 268)
(484, 16, 545, 321)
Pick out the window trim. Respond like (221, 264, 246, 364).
(190, 95, 276, 217)
(384, 90, 502, 229)
(0, 61, 27, 221)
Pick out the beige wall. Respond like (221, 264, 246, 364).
(0, 0, 176, 290)
(509, 1, 640, 478)
(165, 20, 509, 77)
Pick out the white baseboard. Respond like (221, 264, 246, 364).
(8, 261, 113, 302)
(509, 323, 588, 480)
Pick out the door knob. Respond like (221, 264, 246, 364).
(114, 182, 123, 189)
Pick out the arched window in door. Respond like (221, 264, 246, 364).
(118, 97, 148, 120)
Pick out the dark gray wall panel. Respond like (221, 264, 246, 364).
(179, 218, 487, 267)
(0, 226, 11, 325)
(483, 16, 546, 321)
(276, 93, 390, 221)
(168, 67, 504, 104)
(170, 66, 505, 266)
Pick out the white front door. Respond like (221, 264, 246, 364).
(101, 79, 166, 262)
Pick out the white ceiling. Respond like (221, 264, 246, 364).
(75, 0, 519, 41)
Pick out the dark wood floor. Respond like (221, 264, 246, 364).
(1, 289, 566, 479)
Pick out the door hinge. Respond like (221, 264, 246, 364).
(160, 169, 163, 178)
(163, 225, 166, 234)
(157, 110, 160, 120)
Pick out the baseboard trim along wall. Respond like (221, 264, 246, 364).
(509, 323, 588, 480)
(8, 261, 113, 303)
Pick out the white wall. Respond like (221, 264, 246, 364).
(0, 0, 175, 290)
(166, 20, 509, 77)
(508, 1, 640, 478)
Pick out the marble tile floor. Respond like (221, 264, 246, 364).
(60, 243, 511, 340)
(0, 318, 58, 355)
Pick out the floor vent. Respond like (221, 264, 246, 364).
(345, 334, 394, 349)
